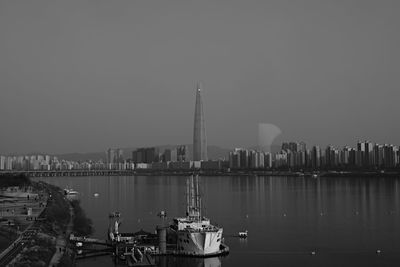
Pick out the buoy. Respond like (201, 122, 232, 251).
(376, 249, 382, 254)
(283, 213, 287, 217)
(320, 212, 324, 216)
(94, 193, 99, 197)
(246, 214, 249, 219)
(311, 251, 316, 255)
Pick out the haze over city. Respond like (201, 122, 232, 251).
(1, 0, 399, 154)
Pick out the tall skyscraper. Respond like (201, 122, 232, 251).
(193, 83, 207, 161)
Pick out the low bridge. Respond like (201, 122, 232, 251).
(0, 170, 136, 177)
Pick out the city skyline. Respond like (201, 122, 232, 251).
(1, 139, 399, 172)
(1, 1, 400, 154)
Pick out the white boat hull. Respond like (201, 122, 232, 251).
(176, 228, 223, 256)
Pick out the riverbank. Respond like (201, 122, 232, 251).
(3, 169, 400, 178)
(0, 174, 93, 266)
(0, 175, 45, 253)
(5, 182, 70, 266)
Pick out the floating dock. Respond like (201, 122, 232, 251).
(70, 208, 229, 265)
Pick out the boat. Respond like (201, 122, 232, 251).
(64, 188, 79, 196)
(238, 230, 248, 238)
(170, 175, 224, 256)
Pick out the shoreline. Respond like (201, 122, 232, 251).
(0, 176, 91, 266)
(3, 170, 399, 178)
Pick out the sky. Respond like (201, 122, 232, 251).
(0, 0, 399, 154)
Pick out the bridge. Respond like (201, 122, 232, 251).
(0, 170, 137, 177)
(0, 169, 202, 177)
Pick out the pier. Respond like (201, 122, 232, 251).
(68, 211, 229, 266)
(69, 234, 111, 247)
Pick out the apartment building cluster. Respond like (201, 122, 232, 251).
(0, 154, 105, 171)
(229, 141, 400, 170)
(131, 145, 189, 164)
(105, 148, 133, 170)
(131, 145, 201, 170)
(2, 141, 399, 172)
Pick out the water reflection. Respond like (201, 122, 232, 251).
(158, 256, 221, 267)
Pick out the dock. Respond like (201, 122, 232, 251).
(70, 234, 111, 247)
(69, 208, 229, 266)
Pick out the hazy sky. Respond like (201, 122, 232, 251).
(1, 0, 399, 154)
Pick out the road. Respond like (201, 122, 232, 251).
(0, 195, 46, 266)
(0, 243, 24, 266)
(0, 226, 40, 266)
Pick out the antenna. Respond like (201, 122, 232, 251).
(196, 81, 204, 93)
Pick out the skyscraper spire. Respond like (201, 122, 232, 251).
(193, 82, 207, 161)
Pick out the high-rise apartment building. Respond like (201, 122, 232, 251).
(311, 146, 321, 169)
(177, 145, 188, 162)
(0, 156, 5, 170)
(164, 148, 178, 162)
(132, 147, 159, 163)
(106, 149, 115, 164)
(107, 148, 124, 165)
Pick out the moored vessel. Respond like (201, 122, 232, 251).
(170, 175, 225, 256)
(64, 188, 78, 196)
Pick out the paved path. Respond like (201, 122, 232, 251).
(0, 199, 46, 266)
(48, 204, 74, 267)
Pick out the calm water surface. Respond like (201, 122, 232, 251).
(36, 176, 400, 267)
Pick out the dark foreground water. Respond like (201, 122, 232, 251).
(36, 175, 400, 267)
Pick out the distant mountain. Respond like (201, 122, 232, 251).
(247, 145, 282, 153)
(55, 151, 107, 162)
(56, 145, 232, 162)
(206, 145, 231, 160)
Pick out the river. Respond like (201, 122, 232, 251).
(35, 175, 400, 267)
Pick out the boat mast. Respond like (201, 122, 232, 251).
(191, 175, 195, 209)
(186, 177, 190, 216)
(185, 174, 204, 221)
(196, 175, 201, 220)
